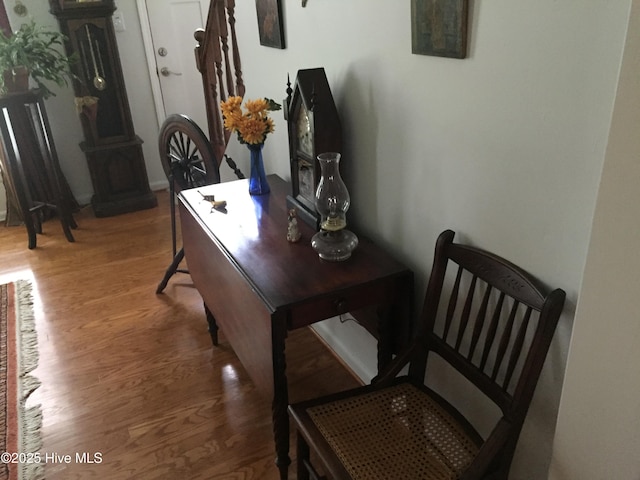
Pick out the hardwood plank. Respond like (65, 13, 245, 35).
(0, 190, 361, 479)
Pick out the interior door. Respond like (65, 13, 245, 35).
(143, 0, 210, 132)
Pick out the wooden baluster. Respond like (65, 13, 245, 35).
(213, 0, 226, 101)
(193, 0, 245, 165)
(217, 2, 234, 102)
(194, 29, 204, 72)
(210, 1, 229, 161)
(226, 0, 245, 97)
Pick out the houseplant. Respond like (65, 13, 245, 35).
(0, 21, 75, 99)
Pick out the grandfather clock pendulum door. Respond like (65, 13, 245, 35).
(50, 0, 157, 217)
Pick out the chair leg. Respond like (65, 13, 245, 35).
(297, 431, 310, 480)
(156, 248, 185, 294)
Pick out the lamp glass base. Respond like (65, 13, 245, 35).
(311, 229, 359, 261)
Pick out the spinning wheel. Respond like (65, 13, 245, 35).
(159, 114, 220, 192)
(156, 114, 220, 293)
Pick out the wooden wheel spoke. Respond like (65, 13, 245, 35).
(187, 145, 202, 164)
(189, 156, 206, 170)
(185, 136, 194, 160)
(168, 152, 183, 163)
(177, 131, 188, 159)
(190, 164, 206, 177)
(169, 135, 186, 160)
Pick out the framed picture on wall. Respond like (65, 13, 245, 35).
(255, 0, 285, 49)
(411, 0, 469, 59)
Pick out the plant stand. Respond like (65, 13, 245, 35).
(0, 90, 78, 248)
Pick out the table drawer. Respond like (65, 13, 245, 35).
(288, 279, 405, 330)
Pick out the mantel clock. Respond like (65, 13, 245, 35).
(49, 0, 157, 217)
(285, 68, 342, 228)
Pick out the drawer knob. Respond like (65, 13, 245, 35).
(335, 299, 348, 314)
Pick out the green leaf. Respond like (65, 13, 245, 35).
(0, 20, 76, 98)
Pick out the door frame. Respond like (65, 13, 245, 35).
(136, 0, 166, 127)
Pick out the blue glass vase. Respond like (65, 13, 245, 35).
(248, 143, 270, 195)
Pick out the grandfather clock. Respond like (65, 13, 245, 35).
(49, 0, 156, 217)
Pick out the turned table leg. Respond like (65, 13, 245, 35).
(204, 303, 219, 346)
(272, 315, 291, 479)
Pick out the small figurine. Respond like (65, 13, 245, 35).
(287, 208, 302, 243)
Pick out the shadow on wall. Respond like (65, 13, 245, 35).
(334, 62, 381, 236)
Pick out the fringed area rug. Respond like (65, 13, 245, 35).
(0, 281, 43, 480)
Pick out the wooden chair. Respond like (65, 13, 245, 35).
(289, 229, 566, 480)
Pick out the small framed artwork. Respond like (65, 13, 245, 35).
(411, 0, 469, 59)
(255, 0, 285, 49)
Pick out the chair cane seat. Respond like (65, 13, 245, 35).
(307, 383, 481, 480)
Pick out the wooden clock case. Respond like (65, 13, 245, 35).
(285, 68, 342, 228)
(49, 0, 157, 217)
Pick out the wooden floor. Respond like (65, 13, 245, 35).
(0, 190, 360, 480)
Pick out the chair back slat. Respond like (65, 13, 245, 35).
(478, 291, 504, 371)
(490, 300, 519, 382)
(455, 274, 477, 351)
(503, 307, 532, 389)
(442, 266, 462, 341)
(467, 283, 492, 360)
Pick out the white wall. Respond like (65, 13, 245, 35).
(549, 1, 640, 478)
(2, 1, 635, 478)
(225, 2, 629, 478)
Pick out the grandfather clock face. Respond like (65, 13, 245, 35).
(286, 68, 342, 229)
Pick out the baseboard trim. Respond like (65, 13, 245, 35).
(310, 318, 379, 384)
(308, 325, 366, 387)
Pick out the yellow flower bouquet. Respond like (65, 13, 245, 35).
(220, 96, 281, 145)
(220, 96, 281, 195)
